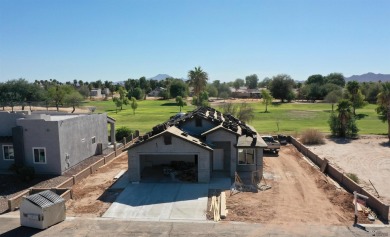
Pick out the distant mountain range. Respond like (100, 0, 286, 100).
(345, 73, 390, 82)
(147, 74, 172, 81)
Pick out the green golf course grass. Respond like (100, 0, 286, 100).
(83, 99, 387, 135)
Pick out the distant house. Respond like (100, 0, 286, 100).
(90, 88, 102, 97)
(230, 87, 263, 98)
(126, 107, 267, 183)
(101, 88, 111, 97)
(148, 87, 166, 97)
(0, 111, 115, 175)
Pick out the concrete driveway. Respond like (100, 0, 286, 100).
(102, 183, 209, 221)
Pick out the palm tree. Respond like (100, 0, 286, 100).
(377, 82, 390, 142)
(188, 66, 208, 97)
(337, 100, 353, 137)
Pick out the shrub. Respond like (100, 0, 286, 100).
(18, 166, 35, 181)
(300, 129, 325, 145)
(9, 164, 35, 181)
(346, 173, 359, 183)
(116, 126, 133, 142)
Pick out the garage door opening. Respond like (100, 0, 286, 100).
(140, 154, 198, 183)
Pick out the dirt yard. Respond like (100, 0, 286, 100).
(307, 136, 390, 205)
(226, 145, 366, 225)
(65, 152, 128, 217)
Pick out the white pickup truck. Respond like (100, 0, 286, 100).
(261, 136, 281, 154)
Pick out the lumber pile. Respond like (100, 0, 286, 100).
(210, 191, 228, 221)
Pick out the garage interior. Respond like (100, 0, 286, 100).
(140, 154, 198, 183)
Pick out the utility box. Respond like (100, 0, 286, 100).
(20, 190, 66, 229)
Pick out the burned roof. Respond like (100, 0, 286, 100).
(25, 190, 65, 208)
(128, 106, 263, 149)
(127, 126, 213, 151)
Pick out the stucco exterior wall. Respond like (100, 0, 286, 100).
(16, 119, 62, 174)
(0, 142, 14, 170)
(58, 113, 108, 173)
(205, 129, 237, 177)
(0, 112, 26, 136)
(128, 134, 211, 183)
(15, 113, 108, 175)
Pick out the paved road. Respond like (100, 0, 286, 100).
(1, 216, 388, 237)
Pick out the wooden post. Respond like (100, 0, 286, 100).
(353, 191, 368, 225)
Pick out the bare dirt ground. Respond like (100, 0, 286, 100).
(65, 152, 128, 217)
(307, 136, 390, 205)
(226, 145, 367, 225)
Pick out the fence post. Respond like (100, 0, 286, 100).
(124, 137, 127, 145)
(114, 142, 117, 156)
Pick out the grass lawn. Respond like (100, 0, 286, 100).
(83, 99, 387, 135)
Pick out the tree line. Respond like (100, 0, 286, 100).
(1, 68, 389, 142)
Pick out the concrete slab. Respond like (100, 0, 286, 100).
(109, 171, 130, 190)
(102, 183, 208, 221)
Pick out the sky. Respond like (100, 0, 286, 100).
(0, 0, 389, 83)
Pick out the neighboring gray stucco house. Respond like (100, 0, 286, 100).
(0, 111, 115, 175)
(126, 107, 267, 183)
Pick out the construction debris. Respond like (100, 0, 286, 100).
(230, 172, 271, 196)
(210, 191, 221, 222)
(220, 192, 227, 219)
(209, 190, 228, 222)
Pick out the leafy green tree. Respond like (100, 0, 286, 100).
(64, 91, 84, 113)
(139, 77, 149, 90)
(188, 66, 208, 97)
(192, 91, 209, 107)
(217, 83, 231, 99)
(78, 85, 90, 98)
(233, 79, 245, 91)
(206, 84, 218, 97)
(219, 92, 229, 102)
(269, 74, 295, 102)
(245, 74, 259, 89)
(47, 85, 73, 111)
(361, 82, 381, 104)
(175, 96, 186, 112)
(325, 73, 346, 87)
(130, 97, 138, 115)
(128, 87, 144, 100)
(112, 86, 129, 112)
(261, 89, 273, 113)
(346, 81, 366, 115)
(324, 89, 342, 111)
(376, 82, 390, 142)
(170, 79, 188, 98)
(306, 74, 325, 85)
(304, 83, 324, 102)
(0, 82, 8, 110)
(258, 77, 272, 88)
(329, 100, 359, 138)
